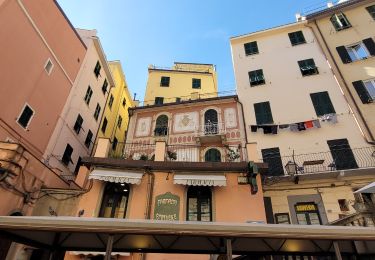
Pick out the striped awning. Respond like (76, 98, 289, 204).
(89, 168, 143, 185)
(173, 174, 226, 186)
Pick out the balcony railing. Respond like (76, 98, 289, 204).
(196, 122, 226, 137)
(109, 142, 156, 160)
(165, 144, 247, 162)
(261, 146, 375, 177)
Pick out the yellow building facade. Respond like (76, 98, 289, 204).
(144, 62, 218, 105)
(306, 0, 375, 143)
(97, 61, 134, 150)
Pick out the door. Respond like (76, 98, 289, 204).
(327, 139, 358, 170)
(295, 203, 321, 225)
(204, 109, 218, 135)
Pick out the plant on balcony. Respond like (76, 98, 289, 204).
(166, 150, 177, 161)
(225, 145, 240, 162)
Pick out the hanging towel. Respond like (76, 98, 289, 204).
(279, 124, 290, 129)
(271, 125, 278, 134)
(290, 124, 298, 132)
(304, 120, 314, 129)
(250, 125, 258, 132)
(297, 122, 306, 131)
(327, 114, 338, 124)
(312, 120, 321, 128)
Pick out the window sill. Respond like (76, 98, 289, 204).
(250, 82, 266, 87)
(291, 42, 307, 47)
(334, 25, 352, 32)
(347, 55, 374, 64)
(245, 52, 259, 56)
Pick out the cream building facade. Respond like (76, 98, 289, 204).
(230, 21, 375, 225)
(144, 62, 218, 105)
(44, 29, 114, 178)
(306, 0, 375, 143)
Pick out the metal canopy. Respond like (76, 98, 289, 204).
(354, 182, 375, 194)
(0, 217, 375, 256)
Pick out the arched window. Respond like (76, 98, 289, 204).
(99, 183, 130, 218)
(204, 109, 218, 135)
(187, 186, 212, 222)
(205, 148, 221, 162)
(154, 115, 168, 136)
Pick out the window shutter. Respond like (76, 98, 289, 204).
(363, 38, 375, 56)
(310, 92, 335, 116)
(336, 46, 352, 63)
(352, 81, 372, 104)
(254, 102, 273, 125)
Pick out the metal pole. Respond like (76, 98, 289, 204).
(104, 235, 114, 260)
(333, 241, 342, 260)
(226, 238, 232, 260)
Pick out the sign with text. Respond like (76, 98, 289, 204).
(154, 192, 180, 221)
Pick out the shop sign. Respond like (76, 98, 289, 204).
(154, 192, 180, 221)
(295, 203, 317, 212)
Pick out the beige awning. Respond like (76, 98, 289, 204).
(70, 251, 130, 256)
(89, 168, 143, 185)
(174, 173, 226, 186)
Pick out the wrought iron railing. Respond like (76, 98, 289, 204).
(196, 122, 226, 136)
(261, 146, 375, 177)
(109, 142, 156, 160)
(165, 144, 247, 162)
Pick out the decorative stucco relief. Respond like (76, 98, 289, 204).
(135, 117, 151, 137)
(173, 112, 198, 133)
(224, 108, 237, 128)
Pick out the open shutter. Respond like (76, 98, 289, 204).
(363, 38, 375, 56)
(336, 46, 352, 63)
(352, 81, 372, 104)
(254, 102, 273, 125)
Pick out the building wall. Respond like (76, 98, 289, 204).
(231, 22, 369, 161)
(97, 61, 134, 145)
(308, 1, 375, 141)
(144, 63, 218, 105)
(0, 0, 85, 158)
(43, 29, 111, 176)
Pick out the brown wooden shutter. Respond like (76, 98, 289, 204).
(336, 46, 352, 63)
(363, 38, 375, 56)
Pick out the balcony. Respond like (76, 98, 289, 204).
(109, 142, 156, 160)
(195, 122, 227, 144)
(262, 146, 375, 178)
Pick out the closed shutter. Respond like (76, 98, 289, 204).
(254, 102, 273, 125)
(363, 38, 375, 56)
(310, 92, 336, 116)
(261, 148, 284, 176)
(264, 197, 275, 224)
(336, 46, 352, 63)
(352, 81, 372, 104)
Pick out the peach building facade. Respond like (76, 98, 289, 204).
(64, 96, 267, 260)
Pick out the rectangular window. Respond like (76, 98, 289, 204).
(101, 117, 108, 134)
(254, 101, 273, 125)
(288, 31, 306, 46)
(155, 97, 164, 105)
(108, 94, 114, 109)
(85, 130, 93, 148)
(330, 13, 351, 31)
(74, 157, 82, 176)
(73, 114, 83, 134)
(122, 98, 126, 107)
(346, 43, 370, 61)
(17, 104, 34, 129)
(112, 137, 118, 150)
(244, 41, 259, 55)
(310, 91, 335, 116)
(84, 86, 93, 105)
(261, 148, 284, 176)
(176, 97, 181, 103)
(248, 69, 265, 86)
(94, 104, 101, 121)
(327, 139, 358, 170)
(62, 144, 73, 166)
(160, 76, 170, 87)
(298, 58, 319, 76)
(44, 59, 54, 75)
(366, 5, 375, 20)
(94, 61, 101, 78)
(117, 115, 122, 128)
(192, 78, 201, 89)
(275, 213, 291, 224)
(102, 79, 108, 94)
(338, 199, 349, 212)
(352, 80, 375, 104)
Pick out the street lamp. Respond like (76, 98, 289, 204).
(285, 161, 297, 175)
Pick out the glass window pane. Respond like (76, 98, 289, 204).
(355, 45, 368, 59)
(364, 81, 375, 99)
(296, 213, 308, 225)
(308, 213, 321, 225)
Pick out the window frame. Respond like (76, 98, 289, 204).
(155, 97, 164, 105)
(366, 5, 375, 20)
(192, 78, 201, 89)
(248, 69, 265, 86)
(154, 115, 168, 136)
(44, 58, 54, 75)
(61, 143, 73, 166)
(85, 130, 93, 149)
(117, 115, 123, 129)
(94, 103, 101, 121)
(346, 42, 370, 61)
(99, 182, 130, 219)
(254, 101, 273, 125)
(94, 61, 101, 78)
(108, 94, 114, 109)
(160, 76, 170, 87)
(310, 91, 336, 116)
(204, 148, 221, 162)
(363, 79, 375, 101)
(73, 114, 84, 134)
(330, 12, 352, 31)
(84, 86, 93, 105)
(187, 186, 212, 222)
(244, 41, 259, 56)
(102, 79, 108, 94)
(288, 31, 306, 46)
(298, 58, 319, 76)
(101, 117, 108, 134)
(17, 103, 35, 130)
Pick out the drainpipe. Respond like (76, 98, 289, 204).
(235, 96, 249, 144)
(306, 21, 375, 144)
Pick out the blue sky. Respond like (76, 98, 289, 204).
(58, 0, 329, 101)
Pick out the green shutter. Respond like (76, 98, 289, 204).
(254, 102, 273, 125)
(310, 92, 335, 116)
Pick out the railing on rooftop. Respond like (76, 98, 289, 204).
(261, 146, 375, 177)
(136, 90, 237, 107)
(148, 64, 214, 73)
(301, 0, 343, 16)
(109, 142, 156, 160)
(165, 144, 247, 162)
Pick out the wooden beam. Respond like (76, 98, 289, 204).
(226, 239, 232, 260)
(104, 235, 114, 260)
(333, 241, 342, 260)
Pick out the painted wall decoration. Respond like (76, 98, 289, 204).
(154, 192, 180, 221)
(224, 108, 237, 128)
(173, 112, 198, 133)
(135, 117, 151, 137)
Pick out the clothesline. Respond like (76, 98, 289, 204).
(250, 113, 338, 135)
